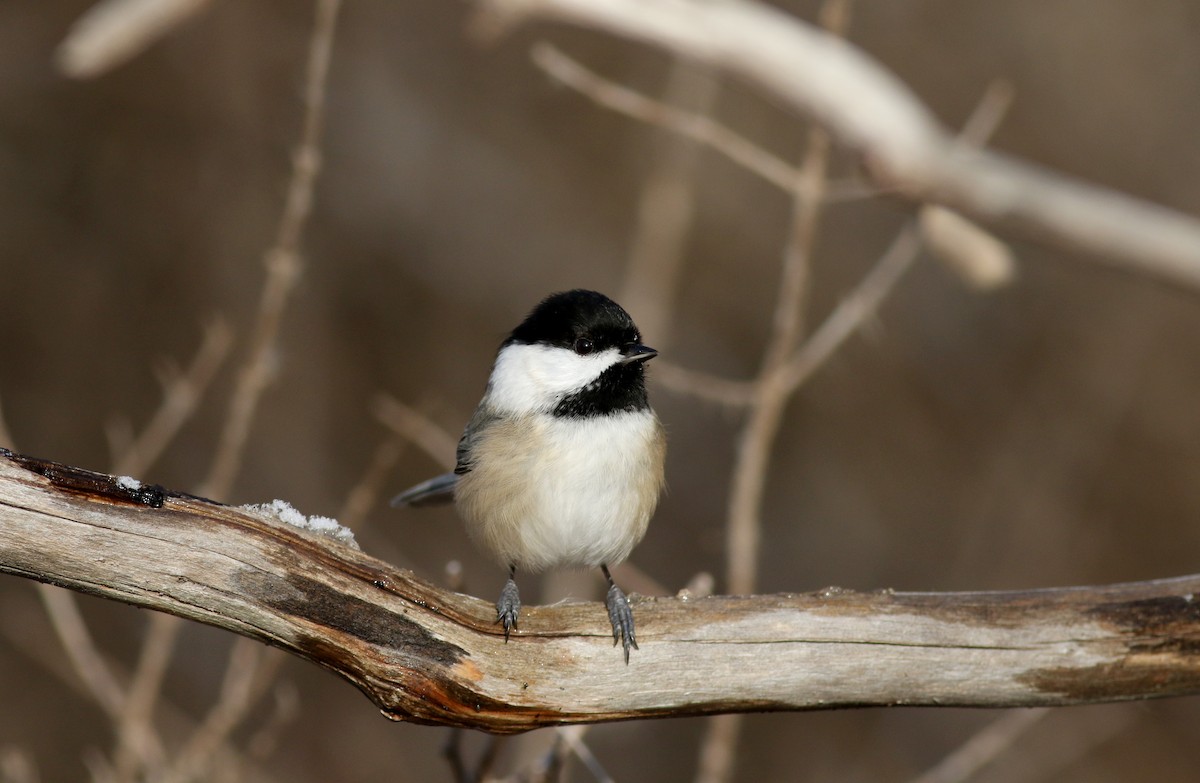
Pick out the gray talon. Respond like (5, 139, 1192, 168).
(605, 582, 638, 664)
(497, 576, 521, 641)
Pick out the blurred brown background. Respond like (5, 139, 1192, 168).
(3, 1, 1200, 781)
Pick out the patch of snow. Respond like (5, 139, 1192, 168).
(241, 499, 359, 549)
(116, 475, 142, 490)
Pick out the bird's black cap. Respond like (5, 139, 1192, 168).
(505, 290, 656, 418)
(506, 289, 643, 353)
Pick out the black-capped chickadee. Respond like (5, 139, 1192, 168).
(392, 290, 666, 662)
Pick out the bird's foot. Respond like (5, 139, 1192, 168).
(497, 577, 521, 641)
(605, 582, 638, 664)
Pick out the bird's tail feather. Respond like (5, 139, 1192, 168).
(390, 472, 457, 508)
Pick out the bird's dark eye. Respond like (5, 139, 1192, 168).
(573, 337, 594, 355)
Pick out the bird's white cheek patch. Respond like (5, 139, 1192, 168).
(487, 343, 619, 414)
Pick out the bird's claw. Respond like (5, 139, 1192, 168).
(497, 577, 521, 641)
(605, 582, 638, 664)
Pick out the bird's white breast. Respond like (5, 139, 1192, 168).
(455, 409, 665, 572)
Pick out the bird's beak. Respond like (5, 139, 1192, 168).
(619, 343, 658, 364)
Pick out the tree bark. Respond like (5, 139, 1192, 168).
(2, 449, 1199, 734)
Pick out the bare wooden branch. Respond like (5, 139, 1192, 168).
(57, 0, 215, 79)
(478, 0, 1200, 287)
(3, 451, 1200, 733)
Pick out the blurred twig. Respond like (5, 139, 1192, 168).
(57, 0, 215, 79)
(651, 361, 756, 407)
(245, 683, 301, 762)
(12, 321, 240, 780)
(615, 60, 719, 347)
(0, 746, 39, 783)
(444, 733, 505, 783)
(201, 0, 342, 500)
(533, 43, 874, 206)
(180, 3, 345, 781)
(373, 394, 459, 470)
(534, 43, 795, 194)
(337, 436, 407, 529)
(696, 5, 848, 781)
(35, 586, 126, 716)
(909, 709, 1048, 783)
(0, 524, 280, 783)
(106, 328, 231, 783)
(111, 319, 234, 478)
(110, 614, 180, 783)
(160, 642, 286, 783)
(533, 44, 1013, 294)
(486, 0, 1200, 286)
(554, 726, 612, 783)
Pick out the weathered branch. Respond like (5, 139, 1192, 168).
(477, 0, 1200, 287)
(2, 449, 1199, 733)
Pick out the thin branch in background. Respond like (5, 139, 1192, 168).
(110, 613, 179, 783)
(775, 79, 1014, 396)
(722, 106, 828, 590)
(486, 0, 1200, 286)
(533, 42, 797, 194)
(914, 705, 1132, 783)
(956, 79, 1016, 149)
(160, 640, 286, 783)
(201, 0, 343, 501)
(98, 321, 236, 782)
(909, 709, 1048, 783)
(111, 318, 234, 478)
(82, 747, 114, 783)
(728, 0, 847, 615)
(695, 70, 1015, 783)
(245, 682, 300, 762)
(696, 6, 849, 782)
(651, 360, 756, 407)
(474, 735, 506, 783)
(920, 205, 1016, 291)
(532, 48, 1014, 391)
(680, 570, 716, 598)
(373, 394, 459, 470)
(11, 393, 173, 781)
(1016, 708, 1133, 783)
(34, 585, 125, 716)
(615, 60, 719, 346)
(443, 732, 505, 783)
(336, 436, 407, 529)
(918, 80, 1017, 291)
(555, 726, 613, 783)
(0, 746, 39, 783)
(57, 0, 215, 79)
(775, 222, 921, 395)
(518, 733, 567, 783)
(442, 731, 469, 783)
(534, 43, 892, 207)
(0, 604, 279, 783)
(173, 4, 344, 781)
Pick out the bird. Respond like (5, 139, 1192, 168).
(391, 289, 666, 662)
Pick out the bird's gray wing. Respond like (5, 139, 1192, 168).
(454, 403, 501, 476)
(390, 404, 500, 508)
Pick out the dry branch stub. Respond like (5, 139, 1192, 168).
(2, 450, 1200, 732)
